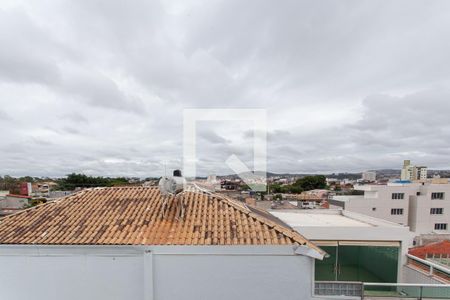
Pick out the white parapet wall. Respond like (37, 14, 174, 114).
(0, 245, 316, 300)
(403, 254, 450, 284)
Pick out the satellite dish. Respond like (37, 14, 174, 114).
(159, 170, 186, 196)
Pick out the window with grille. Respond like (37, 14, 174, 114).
(430, 208, 443, 215)
(434, 223, 447, 230)
(392, 193, 404, 200)
(431, 192, 445, 200)
(391, 208, 403, 215)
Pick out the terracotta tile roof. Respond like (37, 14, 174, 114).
(409, 240, 450, 259)
(0, 186, 322, 250)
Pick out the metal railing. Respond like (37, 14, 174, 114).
(407, 254, 450, 283)
(362, 282, 450, 299)
(426, 253, 450, 267)
(314, 282, 450, 299)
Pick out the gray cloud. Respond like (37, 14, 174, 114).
(1, 0, 450, 177)
(0, 109, 12, 122)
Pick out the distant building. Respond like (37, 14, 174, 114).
(220, 179, 241, 190)
(205, 174, 220, 191)
(326, 178, 339, 185)
(48, 190, 73, 199)
(207, 174, 217, 183)
(0, 194, 31, 216)
(283, 191, 328, 209)
(401, 160, 428, 181)
(19, 182, 32, 196)
(417, 166, 428, 180)
(275, 178, 289, 184)
(331, 179, 450, 235)
(362, 171, 376, 182)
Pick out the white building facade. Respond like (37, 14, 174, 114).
(331, 180, 450, 235)
(362, 171, 376, 182)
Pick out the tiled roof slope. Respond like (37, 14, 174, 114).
(409, 240, 450, 259)
(0, 187, 321, 249)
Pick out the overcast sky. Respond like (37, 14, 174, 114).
(1, 0, 450, 177)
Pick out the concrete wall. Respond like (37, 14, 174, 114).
(153, 252, 312, 300)
(0, 247, 144, 300)
(0, 245, 315, 300)
(0, 196, 29, 209)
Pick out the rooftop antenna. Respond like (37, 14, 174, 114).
(158, 169, 187, 220)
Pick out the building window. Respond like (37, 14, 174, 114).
(392, 193, 405, 200)
(372, 207, 376, 211)
(431, 192, 445, 200)
(430, 208, 444, 215)
(391, 208, 403, 215)
(434, 223, 448, 230)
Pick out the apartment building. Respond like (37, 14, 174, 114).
(401, 160, 428, 181)
(362, 171, 376, 182)
(409, 181, 450, 234)
(331, 180, 450, 235)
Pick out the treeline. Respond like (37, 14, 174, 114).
(56, 173, 131, 190)
(270, 175, 327, 194)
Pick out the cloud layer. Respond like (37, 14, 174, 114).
(1, 0, 450, 177)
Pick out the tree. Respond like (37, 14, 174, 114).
(56, 173, 130, 190)
(288, 185, 303, 194)
(293, 175, 326, 191)
(273, 194, 283, 200)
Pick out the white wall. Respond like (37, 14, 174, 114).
(348, 185, 416, 225)
(0, 245, 315, 300)
(0, 250, 144, 300)
(0, 196, 29, 209)
(409, 185, 450, 234)
(153, 253, 312, 300)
